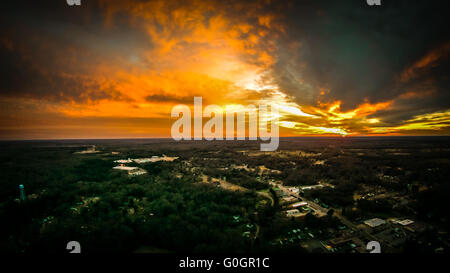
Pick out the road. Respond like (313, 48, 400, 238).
(204, 175, 394, 252)
(201, 174, 275, 244)
(269, 181, 329, 217)
(269, 181, 398, 252)
(202, 174, 275, 206)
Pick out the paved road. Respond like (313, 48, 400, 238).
(257, 191, 275, 207)
(207, 175, 394, 252)
(272, 181, 399, 252)
(269, 181, 329, 217)
(202, 174, 274, 243)
(202, 174, 275, 206)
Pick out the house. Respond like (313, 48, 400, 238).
(282, 196, 297, 203)
(291, 201, 308, 208)
(328, 237, 366, 253)
(114, 158, 133, 164)
(113, 166, 138, 171)
(396, 219, 414, 226)
(300, 184, 325, 191)
(114, 155, 179, 164)
(129, 168, 147, 176)
(113, 166, 147, 176)
(74, 145, 100, 154)
(364, 218, 386, 228)
(285, 209, 301, 216)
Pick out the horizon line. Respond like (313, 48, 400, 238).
(1, 135, 450, 142)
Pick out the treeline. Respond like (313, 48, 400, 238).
(203, 167, 269, 191)
(0, 148, 267, 253)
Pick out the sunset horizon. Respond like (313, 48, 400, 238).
(1, 0, 449, 140)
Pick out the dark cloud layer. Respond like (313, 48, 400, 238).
(0, 0, 449, 138)
(274, 0, 449, 110)
(0, 1, 147, 103)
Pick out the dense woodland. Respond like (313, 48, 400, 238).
(0, 137, 449, 253)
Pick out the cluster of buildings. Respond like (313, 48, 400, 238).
(284, 202, 310, 217)
(325, 217, 423, 253)
(273, 214, 428, 253)
(299, 182, 335, 191)
(273, 227, 317, 247)
(271, 180, 433, 253)
(74, 145, 100, 154)
(114, 155, 179, 164)
(326, 236, 367, 253)
(112, 155, 179, 176)
(270, 188, 316, 217)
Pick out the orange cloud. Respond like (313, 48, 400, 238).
(1, 0, 449, 140)
(311, 100, 392, 121)
(398, 89, 436, 100)
(35, 0, 287, 121)
(368, 110, 450, 135)
(400, 42, 450, 82)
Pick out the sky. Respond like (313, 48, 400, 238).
(0, 0, 449, 139)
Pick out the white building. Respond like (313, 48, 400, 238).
(396, 219, 414, 226)
(113, 166, 147, 176)
(364, 218, 386, 228)
(114, 158, 133, 164)
(115, 155, 179, 164)
(113, 166, 138, 171)
(291, 202, 308, 208)
(287, 187, 300, 194)
(285, 209, 301, 216)
(129, 168, 147, 176)
(300, 184, 324, 191)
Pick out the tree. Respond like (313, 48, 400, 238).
(327, 208, 335, 219)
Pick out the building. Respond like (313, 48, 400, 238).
(74, 145, 100, 154)
(135, 155, 179, 163)
(113, 166, 147, 176)
(396, 219, 414, 226)
(291, 201, 308, 208)
(114, 158, 133, 164)
(327, 237, 366, 253)
(300, 184, 325, 191)
(132, 158, 153, 164)
(364, 218, 386, 228)
(19, 184, 26, 202)
(285, 209, 301, 216)
(128, 168, 147, 176)
(115, 155, 179, 164)
(282, 196, 297, 203)
(113, 166, 138, 171)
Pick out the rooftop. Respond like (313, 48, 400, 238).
(113, 166, 138, 171)
(397, 219, 414, 226)
(364, 218, 386, 228)
(292, 202, 308, 207)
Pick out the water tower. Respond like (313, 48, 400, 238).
(19, 184, 26, 202)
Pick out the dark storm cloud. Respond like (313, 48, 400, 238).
(0, 36, 126, 103)
(0, 0, 148, 103)
(273, 0, 449, 113)
(0, 0, 449, 138)
(1, 1, 448, 106)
